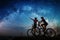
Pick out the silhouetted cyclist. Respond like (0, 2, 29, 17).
(30, 17, 38, 33)
(40, 17, 48, 32)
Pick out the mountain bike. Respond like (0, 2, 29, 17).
(27, 26, 56, 37)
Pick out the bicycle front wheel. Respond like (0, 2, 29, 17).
(27, 29, 33, 37)
(45, 28, 56, 37)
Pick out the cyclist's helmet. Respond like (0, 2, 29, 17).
(41, 17, 44, 19)
(35, 17, 37, 19)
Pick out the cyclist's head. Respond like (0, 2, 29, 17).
(41, 17, 44, 19)
(35, 17, 37, 20)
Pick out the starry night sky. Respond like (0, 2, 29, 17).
(0, 0, 60, 36)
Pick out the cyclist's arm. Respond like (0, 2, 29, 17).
(30, 18, 34, 21)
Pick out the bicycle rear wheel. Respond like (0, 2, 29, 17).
(27, 28, 40, 37)
(34, 27, 40, 36)
(27, 29, 33, 37)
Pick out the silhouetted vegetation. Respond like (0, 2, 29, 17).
(0, 35, 59, 40)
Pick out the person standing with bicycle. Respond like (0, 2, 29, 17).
(38, 17, 48, 32)
(30, 17, 38, 33)
(27, 17, 56, 37)
(40, 17, 48, 32)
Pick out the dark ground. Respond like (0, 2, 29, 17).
(0, 35, 60, 40)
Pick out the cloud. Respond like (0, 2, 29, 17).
(0, 5, 59, 36)
(31, 12, 39, 18)
(46, 18, 58, 30)
(22, 5, 32, 11)
(37, 7, 54, 16)
(0, 10, 27, 36)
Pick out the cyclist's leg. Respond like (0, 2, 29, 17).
(34, 28, 36, 33)
(32, 24, 36, 33)
(42, 24, 46, 31)
(34, 26, 36, 33)
(41, 24, 46, 36)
